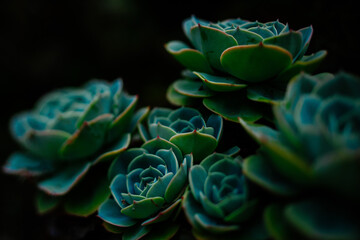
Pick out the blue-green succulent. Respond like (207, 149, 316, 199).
(98, 137, 193, 240)
(3, 79, 148, 216)
(138, 107, 223, 162)
(183, 152, 266, 240)
(165, 16, 326, 122)
(240, 72, 360, 240)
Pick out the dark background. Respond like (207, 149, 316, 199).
(0, 0, 359, 239)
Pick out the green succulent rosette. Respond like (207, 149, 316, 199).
(98, 138, 193, 240)
(165, 16, 327, 122)
(240, 72, 360, 240)
(183, 152, 268, 240)
(3, 79, 149, 216)
(138, 107, 223, 162)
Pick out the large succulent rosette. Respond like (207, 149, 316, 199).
(138, 107, 223, 162)
(3, 79, 148, 216)
(98, 138, 193, 240)
(165, 16, 327, 122)
(240, 72, 360, 239)
(183, 152, 267, 240)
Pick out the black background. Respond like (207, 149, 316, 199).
(0, 0, 359, 239)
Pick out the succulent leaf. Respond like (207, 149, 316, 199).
(38, 162, 91, 196)
(220, 44, 292, 82)
(3, 152, 54, 177)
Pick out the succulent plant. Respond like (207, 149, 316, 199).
(138, 107, 223, 162)
(165, 16, 327, 122)
(98, 137, 193, 240)
(240, 72, 360, 240)
(183, 152, 268, 240)
(3, 79, 148, 216)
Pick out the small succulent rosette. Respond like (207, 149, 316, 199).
(138, 107, 223, 162)
(98, 138, 193, 240)
(3, 79, 148, 216)
(183, 152, 267, 240)
(165, 16, 327, 122)
(240, 72, 360, 239)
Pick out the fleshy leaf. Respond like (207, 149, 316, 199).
(189, 165, 208, 201)
(170, 130, 217, 162)
(123, 225, 151, 240)
(194, 213, 239, 234)
(141, 138, 183, 164)
(203, 92, 264, 122)
(164, 158, 189, 202)
(263, 31, 303, 60)
(194, 72, 247, 92)
(38, 162, 91, 196)
(76, 91, 111, 128)
(247, 84, 285, 104)
(149, 123, 177, 141)
(274, 50, 327, 84)
(264, 204, 294, 240)
(3, 152, 54, 177)
(107, 94, 138, 142)
(220, 44, 292, 82)
(225, 28, 263, 45)
(173, 79, 214, 97)
(142, 199, 182, 226)
(93, 133, 131, 165)
(98, 198, 137, 227)
(60, 114, 114, 159)
(35, 191, 61, 214)
(165, 40, 214, 73)
(127, 106, 150, 133)
(121, 197, 165, 219)
(64, 173, 111, 217)
(166, 83, 198, 106)
(146, 173, 174, 198)
(190, 25, 238, 71)
(22, 129, 71, 159)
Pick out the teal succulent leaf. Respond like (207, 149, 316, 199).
(38, 162, 91, 196)
(138, 107, 223, 162)
(99, 138, 192, 238)
(173, 79, 214, 97)
(203, 92, 265, 122)
(3, 152, 55, 177)
(35, 191, 62, 214)
(64, 169, 111, 217)
(5, 79, 143, 215)
(184, 152, 260, 237)
(193, 72, 247, 92)
(98, 198, 137, 227)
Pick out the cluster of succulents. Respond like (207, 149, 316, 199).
(3, 15, 359, 240)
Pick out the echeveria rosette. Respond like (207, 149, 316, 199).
(98, 138, 193, 240)
(240, 72, 360, 240)
(183, 152, 267, 240)
(138, 107, 223, 162)
(165, 16, 327, 122)
(3, 79, 149, 216)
